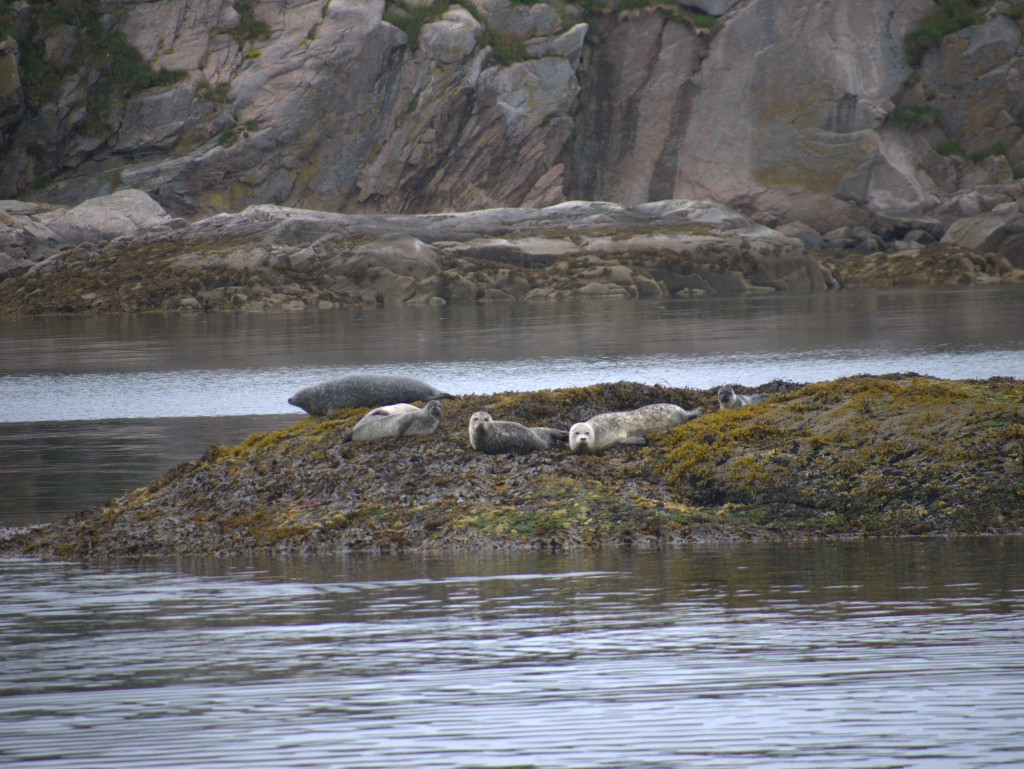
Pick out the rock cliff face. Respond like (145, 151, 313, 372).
(4, 0, 1024, 235)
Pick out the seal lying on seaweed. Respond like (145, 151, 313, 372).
(568, 403, 703, 454)
(347, 400, 445, 442)
(717, 385, 767, 410)
(468, 411, 568, 455)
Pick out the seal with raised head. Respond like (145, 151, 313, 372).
(568, 403, 703, 454)
(288, 374, 453, 416)
(468, 411, 568, 455)
(349, 400, 445, 442)
(717, 385, 767, 410)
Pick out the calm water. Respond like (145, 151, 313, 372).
(2, 285, 1023, 524)
(2, 287, 1023, 423)
(2, 538, 1023, 768)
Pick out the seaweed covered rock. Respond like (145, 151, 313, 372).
(5, 376, 1022, 559)
(653, 375, 1024, 534)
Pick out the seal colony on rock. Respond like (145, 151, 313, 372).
(288, 374, 454, 415)
(468, 411, 569, 455)
(9, 375, 1018, 562)
(717, 385, 768, 410)
(348, 400, 445, 442)
(568, 403, 704, 454)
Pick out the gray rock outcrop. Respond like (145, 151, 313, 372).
(1, 194, 844, 313)
(940, 205, 1024, 268)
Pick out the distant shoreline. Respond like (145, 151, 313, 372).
(3, 200, 1021, 318)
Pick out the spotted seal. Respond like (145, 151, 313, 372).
(717, 385, 767, 410)
(288, 374, 453, 416)
(468, 411, 568, 455)
(568, 403, 703, 454)
(349, 400, 445, 442)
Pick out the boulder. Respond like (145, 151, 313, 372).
(470, 0, 562, 39)
(940, 213, 1016, 252)
(525, 24, 587, 67)
(41, 190, 171, 244)
(777, 221, 824, 250)
(345, 235, 441, 280)
(420, 19, 479, 64)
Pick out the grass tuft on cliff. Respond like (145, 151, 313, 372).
(5, 376, 1021, 560)
(11, 0, 186, 130)
(904, 0, 991, 66)
(615, 0, 717, 30)
(383, 0, 454, 48)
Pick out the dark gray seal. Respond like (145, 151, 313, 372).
(468, 411, 568, 455)
(288, 374, 453, 415)
(717, 385, 767, 410)
(568, 403, 703, 454)
(349, 400, 444, 442)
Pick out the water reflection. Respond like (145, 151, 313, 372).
(0, 414, 300, 526)
(1, 538, 1022, 768)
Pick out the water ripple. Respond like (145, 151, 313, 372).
(2, 541, 1023, 768)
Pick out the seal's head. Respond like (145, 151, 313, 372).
(425, 400, 444, 419)
(468, 411, 492, 448)
(717, 385, 737, 409)
(568, 422, 596, 454)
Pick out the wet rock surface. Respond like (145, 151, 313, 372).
(5, 376, 1021, 560)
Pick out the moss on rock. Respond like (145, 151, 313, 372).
(4, 375, 1021, 559)
(652, 374, 1024, 534)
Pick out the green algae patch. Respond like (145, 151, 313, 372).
(6, 376, 1022, 559)
(651, 375, 1024, 535)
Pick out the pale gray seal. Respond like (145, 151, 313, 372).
(468, 411, 568, 455)
(717, 385, 767, 410)
(568, 403, 703, 454)
(288, 374, 453, 415)
(362, 403, 419, 418)
(349, 400, 445, 442)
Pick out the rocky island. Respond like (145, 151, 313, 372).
(5, 374, 1022, 559)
